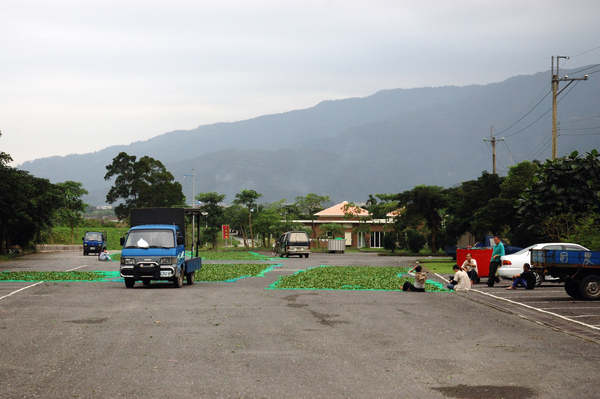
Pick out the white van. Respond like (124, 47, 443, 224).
(273, 231, 311, 258)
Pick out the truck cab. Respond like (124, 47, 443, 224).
(82, 231, 107, 256)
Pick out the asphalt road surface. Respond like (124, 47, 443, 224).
(1, 251, 599, 399)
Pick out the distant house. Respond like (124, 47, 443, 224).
(297, 201, 395, 248)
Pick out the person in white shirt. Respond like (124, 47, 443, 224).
(461, 253, 478, 284)
(402, 264, 427, 292)
(98, 249, 110, 261)
(447, 264, 470, 291)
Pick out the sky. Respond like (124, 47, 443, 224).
(2, 0, 600, 166)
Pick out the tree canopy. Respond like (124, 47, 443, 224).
(196, 192, 226, 249)
(233, 189, 263, 249)
(55, 181, 89, 244)
(104, 152, 184, 220)
(518, 150, 600, 242)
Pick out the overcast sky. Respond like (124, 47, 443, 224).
(2, 0, 599, 166)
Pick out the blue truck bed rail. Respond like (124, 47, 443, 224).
(531, 249, 599, 267)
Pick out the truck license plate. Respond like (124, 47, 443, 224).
(160, 271, 171, 277)
(89, 247, 95, 250)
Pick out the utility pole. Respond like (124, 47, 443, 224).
(483, 126, 504, 174)
(183, 169, 197, 252)
(551, 56, 589, 159)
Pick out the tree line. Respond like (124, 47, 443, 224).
(103, 150, 600, 252)
(2, 143, 599, 253)
(0, 132, 88, 252)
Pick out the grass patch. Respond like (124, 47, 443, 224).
(270, 266, 449, 291)
(42, 227, 130, 250)
(419, 259, 456, 275)
(195, 251, 272, 261)
(0, 271, 117, 282)
(196, 263, 277, 282)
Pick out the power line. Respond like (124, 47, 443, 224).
(496, 88, 551, 136)
(570, 46, 600, 58)
(560, 115, 600, 124)
(501, 140, 516, 164)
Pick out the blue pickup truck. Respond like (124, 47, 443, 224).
(119, 208, 202, 288)
(531, 249, 600, 300)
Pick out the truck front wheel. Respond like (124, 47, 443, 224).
(124, 278, 135, 288)
(580, 275, 600, 300)
(173, 268, 184, 288)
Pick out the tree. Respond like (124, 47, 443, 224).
(56, 181, 89, 244)
(0, 166, 63, 251)
(254, 200, 302, 247)
(223, 204, 249, 247)
(233, 189, 263, 249)
(104, 152, 184, 220)
(195, 192, 226, 249)
(366, 194, 399, 219)
(473, 161, 540, 245)
(295, 193, 330, 235)
(319, 223, 344, 239)
(395, 185, 447, 252)
(444, 171, 504, 244)
(0, 132, 63, 250)
(518, 150, 600, 241)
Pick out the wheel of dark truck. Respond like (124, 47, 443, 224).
(124, 278, 135, 288)
(142, 279, 150, 286)
(305, 254, 309, 258)
(533, 271, 543, 287)
(173, 269, 184, 288)
(186, 271, 195, 285)
(580, 275, 600, 300)
(564, 279, 582, 299)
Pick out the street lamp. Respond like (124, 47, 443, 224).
(183, 169, 195, 206)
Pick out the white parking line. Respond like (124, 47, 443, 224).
(471, 288, 600, 331)
(66, 265, 89, 272)
(0, 282, 44, 301)
(566, 315, 598, 318)
(541, 307, 599, 310)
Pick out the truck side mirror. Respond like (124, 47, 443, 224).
(177, 236, 185, 246)
(120, 237, 125, 246)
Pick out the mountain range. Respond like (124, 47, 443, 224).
(19, 67, 600, 206)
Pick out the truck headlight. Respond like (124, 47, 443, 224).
(160, 257, 176, 265)
(122, 258, 135, 265)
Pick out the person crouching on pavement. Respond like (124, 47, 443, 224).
(98, 249, 110, 261)
(402, 264, 427, 292)
(506, 263, 536, 290)
(461, 252, 478, 285)
(447, 264, 470, 291)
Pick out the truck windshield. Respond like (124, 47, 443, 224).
(124, 230, 175, 249)
(85, 233, 102, 241)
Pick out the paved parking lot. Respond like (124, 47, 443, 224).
(1, 251, 599, 398)
(432, 271, 600, 344)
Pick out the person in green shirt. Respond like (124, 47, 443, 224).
(486, 235, 505, 287)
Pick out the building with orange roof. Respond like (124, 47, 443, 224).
(297, 201, 396, 248)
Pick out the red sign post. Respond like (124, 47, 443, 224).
(222, 225, 230, 240)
